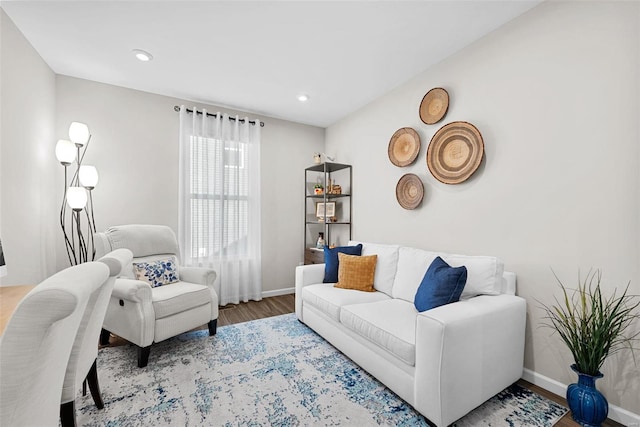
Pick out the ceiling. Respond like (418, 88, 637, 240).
(1, 1, 540, 127)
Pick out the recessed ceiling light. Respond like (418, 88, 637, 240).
(297, 94, 309, 102)
(132, 49, 153, 62)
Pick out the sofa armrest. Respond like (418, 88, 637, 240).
(111, 278, 152, 303)
(413, 294, 526, 427)
(295, 263, 325, 287)
(295, 264, 325, 320)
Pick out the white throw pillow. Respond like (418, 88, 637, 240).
(442, 254, 504, 299)
(349, 241, 399, 296)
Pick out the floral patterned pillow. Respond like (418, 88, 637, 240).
(133, 256, 179, 288)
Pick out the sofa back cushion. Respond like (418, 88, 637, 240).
(392, 247, 440, 302)
(442, 254, 504, 299)
(349, 241, 399, 296)
(392, 246, 505, 302)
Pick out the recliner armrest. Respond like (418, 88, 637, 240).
(179, 267, 219, 306)
(111, 278, 152, 303)
(179, 267, 217, 287)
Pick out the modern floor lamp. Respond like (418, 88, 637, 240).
(55, 122, 99, 265)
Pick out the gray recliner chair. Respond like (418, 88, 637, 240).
(95, 224, 219, 367)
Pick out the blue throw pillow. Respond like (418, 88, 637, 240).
(323, 244, 363, 283)
(414, 256, 467, 312)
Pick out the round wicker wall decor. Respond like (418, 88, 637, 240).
(426, 121, 484, 185)
(419, 87, 449, 125)
(395, 174, 424, 210)
(388, 127, 420, 167)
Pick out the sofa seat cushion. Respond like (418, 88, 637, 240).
(151, 281, 210, 319)
(340, 299, 417, 366)
(302, 283, 391, 322)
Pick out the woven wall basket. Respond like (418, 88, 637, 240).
(388, 127, 420, 167)
(395, 173, 424, 210)
(426, 121, 484, 185)
(419, 87, 449, 125)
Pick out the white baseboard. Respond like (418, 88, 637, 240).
(522, 368, 640, 426)
(261, 287, 295, 298)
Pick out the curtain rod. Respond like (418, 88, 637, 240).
(174, 106, 265, 127)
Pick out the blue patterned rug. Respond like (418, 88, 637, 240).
(76, 314, 567, 426)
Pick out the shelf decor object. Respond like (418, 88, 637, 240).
(427, 121, 484, 185)
(419, 87, 449, 125)
(388, 127, 421, 167)
(316, 202, 336, 220)
(395, 173, 424, 210)
(55, 122, 99, 266)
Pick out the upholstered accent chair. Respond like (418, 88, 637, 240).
(60, 248, 133, 427)
(95, 224, 219, 367)
(0, 262, 110, 427)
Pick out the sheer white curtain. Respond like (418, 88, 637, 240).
(178, 106, 262, 305)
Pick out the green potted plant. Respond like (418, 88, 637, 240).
(314, 183, 324, 195)
(540, 270, 639, 427)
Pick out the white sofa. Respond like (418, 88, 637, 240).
(295, 241, 526, 427)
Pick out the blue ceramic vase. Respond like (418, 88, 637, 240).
(566, 364, 608, 427)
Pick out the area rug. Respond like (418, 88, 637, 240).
(76, 314, 568, 426)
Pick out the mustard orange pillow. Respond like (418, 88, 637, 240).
(334, 253, 377, 292)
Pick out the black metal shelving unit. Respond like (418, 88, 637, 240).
(304, 162, 352, 263)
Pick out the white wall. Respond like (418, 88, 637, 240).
(0, 9, 57, 285)
(326, 0, 639, 416)
(55, 76, 324, 293)
(0, 7, 325, 293)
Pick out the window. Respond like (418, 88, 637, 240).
(189, 136, 248, 258)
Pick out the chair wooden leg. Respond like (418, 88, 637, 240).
(100, 328, 111, 346)
(208, 319, 217, 336)
(60, 401, 76, 427)
(137, 346, 151, 368)
(86, 359, 104, 409)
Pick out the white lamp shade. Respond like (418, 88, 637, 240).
(79, 165, 99, 188)
(55, 139, 77, 165)
(66, 187, 88, 210)
(68, 122, 90, 146)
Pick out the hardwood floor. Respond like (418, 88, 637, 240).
(218, 294, 295, 327)
(107, 293, 623, 426)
